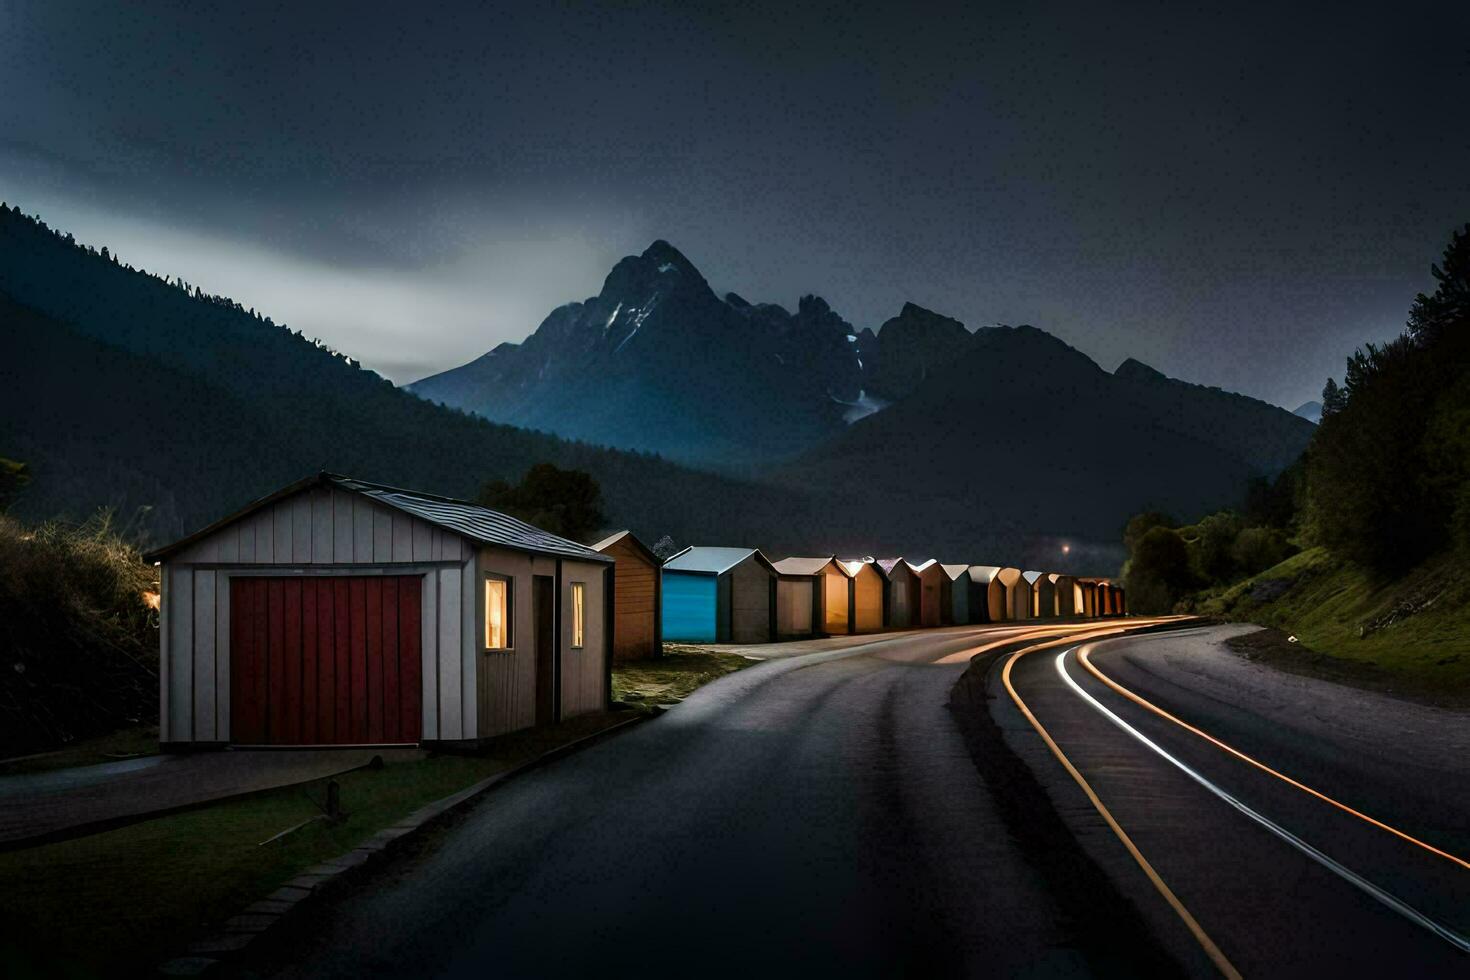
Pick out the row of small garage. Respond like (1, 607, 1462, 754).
(586, 534, 1123, 651)
(647, 547, 1124, 645)
(147, 472, 1122, 751)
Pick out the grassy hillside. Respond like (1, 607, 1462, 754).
(1189, 547, 1470, 698)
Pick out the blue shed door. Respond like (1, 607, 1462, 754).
(662, 572, 717, 643)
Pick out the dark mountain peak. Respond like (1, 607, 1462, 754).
(600, 239, 711, 303)
(725, 291, 751, 309)
(797, 294, 839, 321)
(1114, 357, 1168, 382)
(640, 238, 697, 271)
(864, 303, 972, 400)
(887, 302, 967, 335)
(953, 324, 1107, 390)
(799, 294, 829, 314)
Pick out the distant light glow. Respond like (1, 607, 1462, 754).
(1061, 543, 1071, 554)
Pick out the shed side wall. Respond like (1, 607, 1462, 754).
(729, 558, 774, 643)
(605, 539, 657, 661)
(560, 559, 607, 719)
(853, 568, 884, 632)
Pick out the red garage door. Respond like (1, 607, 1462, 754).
(230, 576, 422, 745)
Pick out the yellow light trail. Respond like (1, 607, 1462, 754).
(1077, 641, 1470, 872)
(999, 620, 1243, 980)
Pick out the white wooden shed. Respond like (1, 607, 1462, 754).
(143, 473, 612, 751)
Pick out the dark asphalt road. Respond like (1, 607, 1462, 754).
(248, 623, 1138, 979)
(1000, 626, 1469, 978)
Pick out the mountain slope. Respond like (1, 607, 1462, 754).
(777, 327, 1315, 550)
(861, 302, 973, 400)
(409, 241, 867, 465)
(1111, 358, 1317, 473)
(0, 205, 1316, 569)
(0, 207, 821, 552)
(1293, 400, 1323, 424)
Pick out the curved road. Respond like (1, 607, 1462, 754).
(246, 622, 1167, 979)
(999, 624, 1469, 977)
(243, 620, 1468, 978)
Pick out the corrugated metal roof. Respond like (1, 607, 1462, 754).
(332, 476, 610, 562)
(940, 563, 969, 580)
(662, 546, 763, 575)
(771, 556, 838, 576)
(145, 471, 615, 564)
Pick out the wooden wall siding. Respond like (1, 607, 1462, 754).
(606, 539, 657, 662)
(1010, 583, 1032, 620)
(729, 559, 773, 644)
(887, 569, 915, 629)
(171, 487, 464, 567)
(776, 579, 814, 638)
(852, 568, 884, 632)
(918, 569, 944, 627)
(228, 576, 422, 744)
(435, 564, 463, 740)
(987, 582, 1008, 622)
(165, 565, 191, 740)
(1029, 578, 1055, 618)
(477, 549, 542, 739)
(951, 580, 969, 625)
(161, 565, 230, 742)
(822, 570, 849, 634)
(560, 560, 607, 719)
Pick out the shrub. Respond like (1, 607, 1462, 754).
(1124, 525, 1195, 613)
(1230, 526, 1293, 576)
(1190, 511, 1244, 583)
(0, 512, 159, 755)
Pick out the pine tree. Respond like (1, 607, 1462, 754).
(1320, 377, 1345, 417)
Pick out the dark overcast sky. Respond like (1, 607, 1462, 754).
(3, 1, 1467, 408)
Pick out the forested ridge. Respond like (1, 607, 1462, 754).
(1121, 224, 1470, 671)
(0, 204, 820, 553)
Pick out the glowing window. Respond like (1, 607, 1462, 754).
(571, 582, 585, 649)
(485, 576, 512, 650)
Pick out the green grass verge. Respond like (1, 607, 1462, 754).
(1191, 546, 1470, 696)
(0, 711, 629, 978)
(611, 647, 757, 706)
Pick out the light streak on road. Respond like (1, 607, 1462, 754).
(997, 621, 1243, 979)
(1055, 648, 1470, 955)
(1077, 641, 1470, 872)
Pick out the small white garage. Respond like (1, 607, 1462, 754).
(144, 473, 613, 751)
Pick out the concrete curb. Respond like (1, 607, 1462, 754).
(157, 713, 646, 977)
